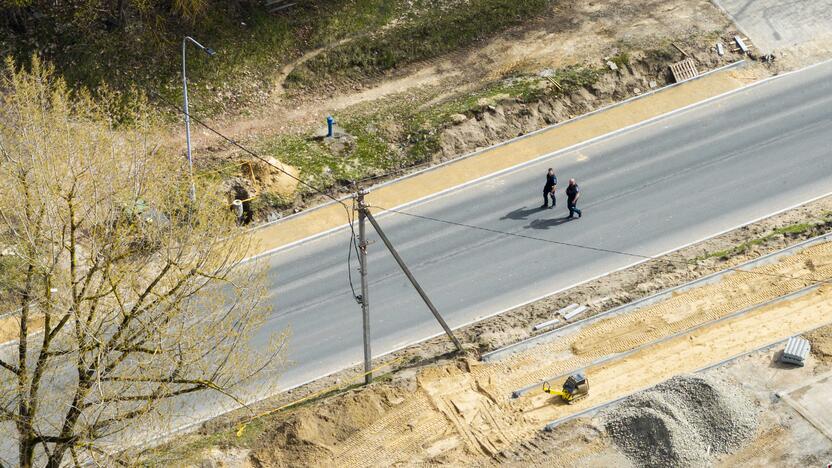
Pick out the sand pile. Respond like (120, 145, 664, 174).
(603, 375, 758, 467)
(253, 386, 407, 467)
(806, 325, 832, 364)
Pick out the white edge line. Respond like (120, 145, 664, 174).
(43, 57, 832, 447)
(152, 187, 832, 445)
(245, 56, 832, 261)
(249, 61, 743, 230)
(241, 60, 751, 262)
(135, 57, 832, 443)
(15, 58, 832, 451)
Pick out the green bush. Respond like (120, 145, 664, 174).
(610, 52, 630, 69)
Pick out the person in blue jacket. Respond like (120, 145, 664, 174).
(566, 178, 582, 219)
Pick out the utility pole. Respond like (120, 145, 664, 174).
(353, 193, 462, 385)
(182, 36, 216, 203)
(357, 190, 372, 384)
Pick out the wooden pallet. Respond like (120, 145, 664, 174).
(669, 58, 699, 83)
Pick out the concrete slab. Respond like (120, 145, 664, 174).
(706, 351, 832, 466)
(778, 371, 832, 441)
(714, 0, 832, 53)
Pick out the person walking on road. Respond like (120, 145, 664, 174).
(541, 168, 557, 209)
(566, 178, 582, 219)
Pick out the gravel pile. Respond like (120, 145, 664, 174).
(604, 374, 758, 467)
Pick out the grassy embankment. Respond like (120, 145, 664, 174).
(257, 64, 604, 211)
(1, 0, 403, 116)
(698, 213, 832, 260)
(3, 0, 619, 219)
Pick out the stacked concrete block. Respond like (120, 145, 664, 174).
(780, 336, 810, 366)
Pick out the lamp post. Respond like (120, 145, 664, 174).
(182, 36, 216, 202)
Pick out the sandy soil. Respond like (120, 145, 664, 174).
(147, 195, 832, 463)
(0, 313, 42, 345)
(497, 330, 832, 467)
(807, 323, 832, 364)
(478, 242, 832, 397)
(176, 235, 832, 467)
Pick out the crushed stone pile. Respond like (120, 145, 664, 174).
(603, 374, 758, 467)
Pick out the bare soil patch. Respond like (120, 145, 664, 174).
(807, 324, 832, 364)
(147, 195, 832, 467)
(184, 0, 753, 223)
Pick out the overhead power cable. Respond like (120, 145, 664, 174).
(148, 90, 345, 208)
(147, 89, 363, 301)
(147, 90, 829, 294)
(370, 204, 832, 287)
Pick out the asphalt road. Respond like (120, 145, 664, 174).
(4, 61, 832, 462)
(249, 60, 832, 404)
(715, 0, 832, 53)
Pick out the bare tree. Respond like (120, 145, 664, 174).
(0, 56, 285, 467)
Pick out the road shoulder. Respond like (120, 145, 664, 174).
(249, 63, 750, 256)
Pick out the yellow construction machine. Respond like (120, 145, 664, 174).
(542, 372, 589, 404)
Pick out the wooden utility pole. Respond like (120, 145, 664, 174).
(357, 190, 372, 384)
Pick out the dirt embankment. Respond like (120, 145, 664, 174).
(191, 0, 750, 221)
(149, 196, 832, 468)
(437, 45, 735, 160)
(184, 239, 832, 467)
(255, 387, 409, 467)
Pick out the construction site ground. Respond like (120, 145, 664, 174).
(262, 241, 832, 467)
(149, 193, 832, 467)
(132, 1, 832, 462)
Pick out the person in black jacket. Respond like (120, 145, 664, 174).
(541, 168, 557, 209)
(566, 178, 582, 219)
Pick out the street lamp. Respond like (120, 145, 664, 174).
(182, 36, 216, 202)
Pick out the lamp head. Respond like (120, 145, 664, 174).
(205, 47, 216, 57)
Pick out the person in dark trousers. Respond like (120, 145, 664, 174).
(566, 178, 582, 218)
(541, 168, 557, 209)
